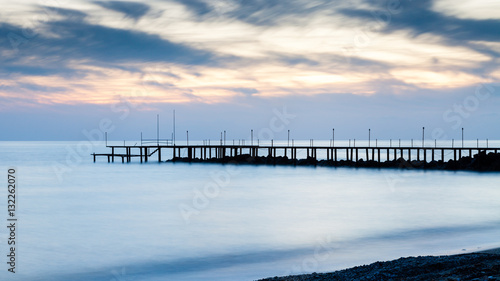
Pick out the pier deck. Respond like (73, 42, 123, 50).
(92, 144, 500, 164)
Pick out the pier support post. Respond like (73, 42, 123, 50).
(93, 153, 96, 163)
(158, 147, 162, 162)
(112, 147, 115, 162)
(454, 149, 457, 161)
(366, 148, 369, 161)
(441, 149, 444, 162)
(423, 149, 427, 163)
(377, 149, 380, 163)
(140, 147, 143, 163)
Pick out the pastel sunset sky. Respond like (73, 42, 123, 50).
(1, 0, 499, 141)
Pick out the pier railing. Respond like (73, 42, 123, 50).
(140, 139, 173, 146)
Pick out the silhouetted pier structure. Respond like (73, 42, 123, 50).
(92, 143, 499, 164)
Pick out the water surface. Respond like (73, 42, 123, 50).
(1, 141, 499, 280)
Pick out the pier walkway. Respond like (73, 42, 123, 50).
(92, 143, 500, 164)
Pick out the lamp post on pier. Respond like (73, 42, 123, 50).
(422, 127, 425, 147)
(369, 129, 371, 147)
(462, 128, 464, 148)
(288, 130, 290, 146)
(332, 128, 335, 147)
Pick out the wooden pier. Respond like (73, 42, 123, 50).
(92, 143, 500, 164)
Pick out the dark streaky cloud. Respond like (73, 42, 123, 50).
(340, 0, 500, 53)
(0, 6, 223, 79)
(94, 1, 150, 20)
(172, 0, 212, 16)
(173, 0, 338, 25)
(41, 19, 213, 64)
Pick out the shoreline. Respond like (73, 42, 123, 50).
(168, 151, 500, 172)
(258, 247, 500, 281)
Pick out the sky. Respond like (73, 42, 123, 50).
(1, 0, 500, 141)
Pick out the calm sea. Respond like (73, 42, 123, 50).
(1, 141, 500, 281)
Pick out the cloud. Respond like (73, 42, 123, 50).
(169, 0, 345, 26)
(37, 12, 215, 65)
(230, 87, 259, 96)
(432, 0, 500, 20)
(94, 1, 150, 20)
(224, 0, 339, 26)
(171, 0, 212, 17)
(0, 5, 223, 80)
(1, 0, 499, 113)
(16, 82, 68, 93)
(339, 0, 500, 56)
